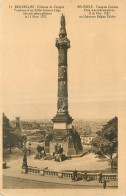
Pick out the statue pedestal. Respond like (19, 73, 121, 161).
(45, 114, 79, 156)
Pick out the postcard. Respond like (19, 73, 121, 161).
(1, 0, 126, 195)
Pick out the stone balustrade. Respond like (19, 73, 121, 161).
(26, 166, 117, 180)
(27, 166, 58, 177)
(81, 173, 117, 180)
(27, 166, 40, 174)
(44, 170, 58, 177)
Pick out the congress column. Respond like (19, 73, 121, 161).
(56, 14, 70, 116)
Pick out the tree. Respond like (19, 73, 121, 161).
(72, 130, 83, 154)
(3, 113, 13, 152)
(3, 113, 23, 153)
(91, 117, 118, 171)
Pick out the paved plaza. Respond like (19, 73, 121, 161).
(4, 151, 110, 172)
(3, 150, 118, 189)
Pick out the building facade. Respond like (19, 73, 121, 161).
(80, 134, 95, 145)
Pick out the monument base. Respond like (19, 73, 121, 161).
(44, 113, 82, 156)
(45, 127, 81, 156)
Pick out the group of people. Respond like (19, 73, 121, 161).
(35, 145, 46, 159)
(72, 170, 107, 189)
(72, 170, 87, 181)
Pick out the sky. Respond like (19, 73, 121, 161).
(1, 0, 126, 120)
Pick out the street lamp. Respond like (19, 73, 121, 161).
(22, 135, 28, 173)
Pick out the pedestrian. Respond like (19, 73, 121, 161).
(103, 179, 106, 189)
(74, 169, 78, 181)
(84, 170, 87, 181)
(72, 169, 77, 181)
(99, 172, 103, 183)
(72, 170, 75, 181)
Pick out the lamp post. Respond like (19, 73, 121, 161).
(22, 135, 28, 174)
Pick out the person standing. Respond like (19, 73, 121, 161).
(72, 169, 78, 181)
(99, 172, 103, 183)
(74, 169, 78, 181)
(84, 170, 87, 181)
(103, 179, 107, 189)
(72, 170, 75, 181)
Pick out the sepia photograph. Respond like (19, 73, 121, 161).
(1, 0, 126, 195)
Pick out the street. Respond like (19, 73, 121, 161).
(3, 176, 89, 189)
(3, 176, 117, 189)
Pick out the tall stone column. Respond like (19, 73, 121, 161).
(52, 14, 73, 125)
(45, 14, 82, 156)
(56, 15, 69, 115)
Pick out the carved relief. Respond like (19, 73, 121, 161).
(58, 97, 68, 112)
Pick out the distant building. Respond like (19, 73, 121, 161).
(13, 117, 22, 135)
(13, 117, 23, 148)
(80, 134, 95, 145)
(15, 117, 20, 128)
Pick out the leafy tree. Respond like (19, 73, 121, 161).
(3, 113, 23, 153)
(3, 113, 11, 136)
(91, 117, 118, 171)
(3, 113, 13, 152)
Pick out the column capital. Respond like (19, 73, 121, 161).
(55, 38, 70, 49)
